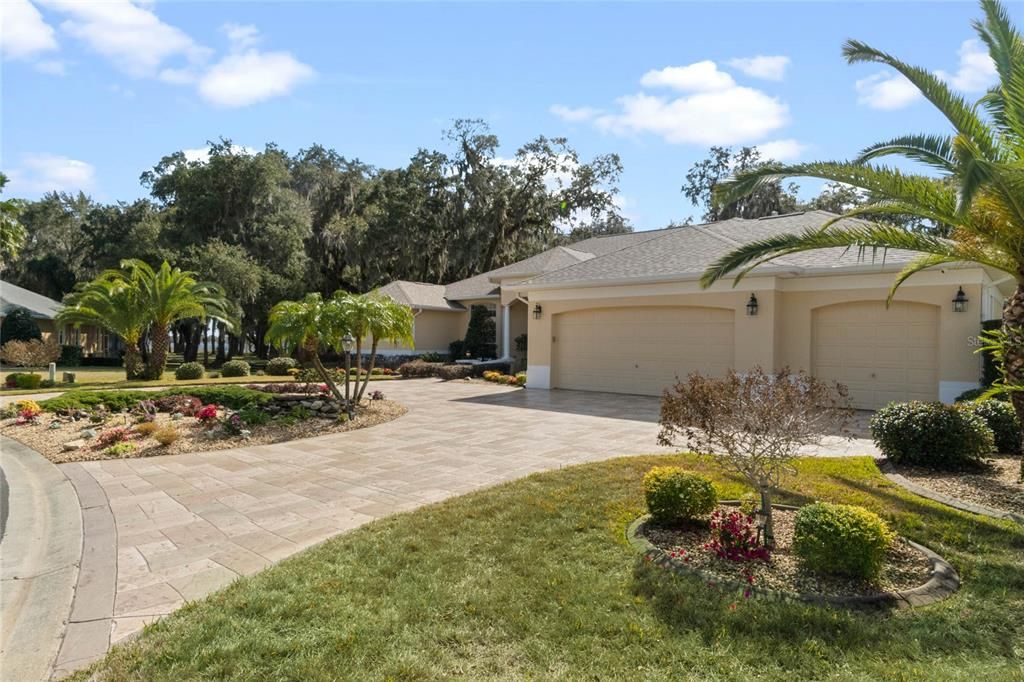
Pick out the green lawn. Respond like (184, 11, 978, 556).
(73, 455, 1023, 681)
(0, 367, 398, 395)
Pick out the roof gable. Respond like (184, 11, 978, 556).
(0, 280, 63, 319)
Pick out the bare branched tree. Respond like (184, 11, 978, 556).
(658, 367, 853, 546)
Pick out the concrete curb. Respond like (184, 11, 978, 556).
(627, 509, 960, 610)
(50, 463, 118, 680)
(0, 436, 82, 681)
(877, 460, 1024, 525)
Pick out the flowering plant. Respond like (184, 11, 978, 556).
(703, 510, 770, 562)
(136, 399, 158, 423)
(155, 394, 202, 416)
(220, 412, 244, 436)
(369, 390, 385, 401)
(195, 404, 220, 424)
(96, 426, 133, 448)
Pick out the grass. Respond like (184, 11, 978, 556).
(0, 367, 399, 395)
(73, 454, 1024, 681)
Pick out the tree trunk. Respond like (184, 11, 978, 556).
(355, 338, 379, 402)
(311, 352, 345, 404)
(759, 487, 775, 548)
(1001, 280, 1024, 481)
(215, 321, 227, 364)
(145, 322, 169, 380)
(185, 322, 201, 362)
(123, 341, 143, 380)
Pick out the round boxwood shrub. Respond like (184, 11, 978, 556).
(220, 360, 251, 377)
(793, 502, 894, 580)
(642, 466, 717, 523)
(266, 357, 297, 376)
(174, 362, 205, 380)
(870, 401, 993, 469)
(958, 399, 1021, 454)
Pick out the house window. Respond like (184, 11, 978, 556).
(485, 304, 497, 318)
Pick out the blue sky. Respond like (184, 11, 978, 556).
(2, 1, 1017, 229)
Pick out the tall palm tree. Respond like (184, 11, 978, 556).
(119, 260, 236, 379)
(265, 293, 350, 403)
(336, 292, 415, 402)
(702, 0, 1024, 460)
(58, 277, 150, 379)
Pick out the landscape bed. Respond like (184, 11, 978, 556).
(889, 455, 1023, 516)
(69, 454, 1023, 681)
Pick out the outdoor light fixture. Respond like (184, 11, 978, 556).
(746, 293, 759, 316)
(533, 304, 543, 319)
(342, 333, 356, 419)
(952, 287, 968, 313)
(342, 333, 356, 353)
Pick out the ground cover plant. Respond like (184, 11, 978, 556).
(69, 454, 1022, 681)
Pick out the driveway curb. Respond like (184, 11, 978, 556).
(0, 436, 82, 681)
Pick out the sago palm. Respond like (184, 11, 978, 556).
(118, 260, 236, 380)
(702, 0, 1024, 463)
(58, 277, 150, 379)
(265, 293, 350, 403)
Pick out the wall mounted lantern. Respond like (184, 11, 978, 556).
(952, 287, 968, 313)
(533, 304, 543, 319)
(746, 293, 759, 316)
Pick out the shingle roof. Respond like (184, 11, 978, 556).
(0, 280, 62, 319)
(443, 273, 500, 300)
(516, 211, 921, 289)
(377, 281, 465, 311)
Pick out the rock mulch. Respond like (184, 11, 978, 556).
(0, 400, 407, 465)
(888, 456, 1023, 518)
(640, 505, 931, 599)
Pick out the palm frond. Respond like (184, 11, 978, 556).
(856, 134, 957, 173)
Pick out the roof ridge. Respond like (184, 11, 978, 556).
(688, 222, 803, 270)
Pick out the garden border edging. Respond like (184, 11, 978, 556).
(626, 506, 960, 609)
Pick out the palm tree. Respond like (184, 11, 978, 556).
(115, 260, 236, 380)
(265, 293, 350, 403)
(58, 277, 150, 379)
(702, 0, 1024, 463)
(0, 173, 26, 272)
(348, 293, 414, 402)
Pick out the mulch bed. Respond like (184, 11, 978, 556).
(891, 455, 1023, 516)
(0, 400, 407, 464)
(642, 505, 931, 598)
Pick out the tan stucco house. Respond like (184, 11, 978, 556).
(377, 211, 1011, 409)
(0, 280, 117, 358)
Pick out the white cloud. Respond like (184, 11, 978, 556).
(855, 72, 921, 110)
(756, 138, 807, 161)
(640, 61, 735, 92)
(6, 153, 96, 194)
(223, 23, 261, 51)
(728, 55, 790, 81)
(182, 144, 257, 164)
(550, 104, 602, 123)
(2, 0, 58, 59)
(40, 0, 209, 77)
(594, 88, 788, 146)
(35, 59, 66, 75)
(937, 39, 997, 92)
(198, 49, 314, 108)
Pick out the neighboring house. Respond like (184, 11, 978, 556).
(376, 211, 1011, 409)
(0, 280, 119, 358)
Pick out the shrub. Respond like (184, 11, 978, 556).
(161, 386, 269, 410)
(1, 338, 61, 368)
(97, 427, 133, 448)
(0, 307, 42, 342)
(4, 372, 25, 388)
(14, 373, 42, 389)
(369, 390, 385, 401)
(870, 401, 994, 468)
(793, 503, 894, 580)
(704, 509, 769, 562)
(420, 352, 444, 363)
(103, 442, 136, 457)
(436, 364, 474, 381)
(958, 399, 1021, 454)
(398, 360, 439, 378)
(154, 394, 202, 416)
(515, 372, 527, 386)
(220, 360, 251, 377)
(175, 362, 205, 380)
(239, 406, 270, 426)
(15, 399, 42, 415)
(463, 305, 496, 359)
(135, 422, 160, 437)
(266, 357, 297, 376)
(39, 386, 270, 413)
(153, 427, 180, 446)
(40, 379, 56, 388)
(642, 467, 717, 523)
(59, 344, 83, 366)
(448, 339, 465, 360)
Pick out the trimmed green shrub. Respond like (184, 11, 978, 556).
(14, 373, 42, 389)
(265, 357, 297, 376)
(165, 386, 269, 409)
(436, 364, 474, 381)
(793, 502, 894, 580)
(220, 360, 251, 377)
(0, 307, 42, 343)
(40, 386, 270, 412)
(958, 399, 1021, 454)
(59, 344, 83, 366)
(870, 401, 993, 469)
(398, 361, 439, 378)
(175, 362, 205, 380)
(642, 466, 717, 523)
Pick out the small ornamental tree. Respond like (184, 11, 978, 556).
(463, 305, 496, 359)
(0, 337, 61, 368)
(1, 307, 42, 343)
(265, 293, 350, 406)
(658, 367, 853, 546)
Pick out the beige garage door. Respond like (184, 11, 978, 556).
(812, 301, 939, 410)
(552, 306, 734, 396)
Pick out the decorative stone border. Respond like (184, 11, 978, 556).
(877, 460, 1024, 525)
(626, 509, 960, 609)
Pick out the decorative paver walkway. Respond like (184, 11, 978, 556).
(11, 379, 878, 677)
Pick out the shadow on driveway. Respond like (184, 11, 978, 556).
(453, 388, 662, 423)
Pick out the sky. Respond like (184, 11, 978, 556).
(1, 1, 1017, 230)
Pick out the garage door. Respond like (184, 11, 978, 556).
(812, 301, 938, 410)
(552, 306, 734, 396)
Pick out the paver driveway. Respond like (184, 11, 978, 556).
(51, 379, 877, 674)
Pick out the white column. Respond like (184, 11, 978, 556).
(502, 304, 511, 359)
